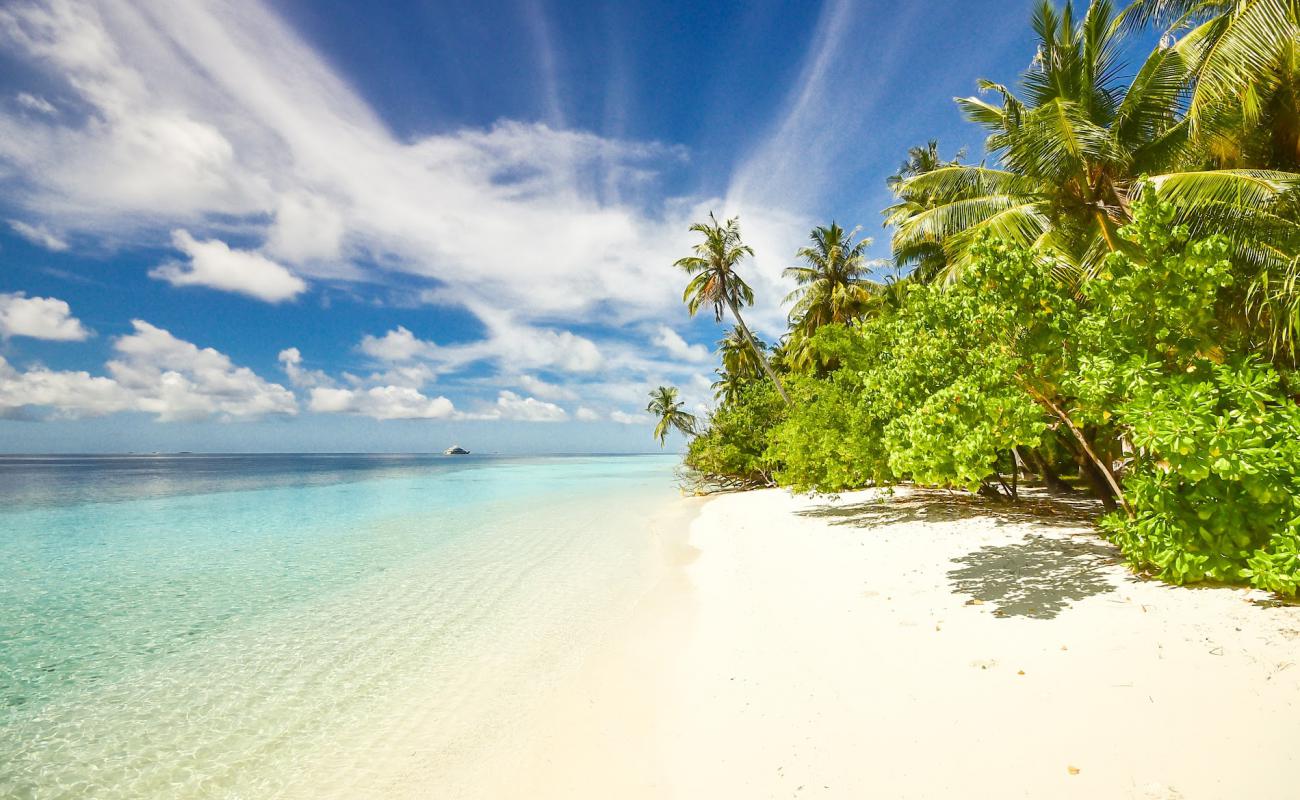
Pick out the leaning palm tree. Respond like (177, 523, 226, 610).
(675, 213, 791, 404)
(646, 386, 697, 447)
(889, 0, 1300, 283)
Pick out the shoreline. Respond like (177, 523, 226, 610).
(452, 485, 1300, 799)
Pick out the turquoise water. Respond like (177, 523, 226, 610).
(0, 454, 681, 798)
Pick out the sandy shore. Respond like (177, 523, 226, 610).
(457, 486, 1300, 799)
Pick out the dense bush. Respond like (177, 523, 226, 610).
(684, 381, 785, 488)
(694, 191, 1300, 594)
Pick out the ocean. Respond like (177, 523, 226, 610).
(0, 453, 682, 798)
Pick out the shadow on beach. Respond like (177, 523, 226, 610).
(947, 535, 1122, 619)
(796, 487, 1102, 531)
(798, 488, 1123, 619)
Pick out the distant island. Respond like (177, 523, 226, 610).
(443, 445, 470, 455)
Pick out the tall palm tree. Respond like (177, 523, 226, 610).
(675, 213, 791, 404)
(888, 0, 1300, 282)
(646, 386, 697, 447)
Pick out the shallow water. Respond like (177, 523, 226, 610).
(0, 454, 680, 798)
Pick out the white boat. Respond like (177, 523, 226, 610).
(444, 445, 470, 455)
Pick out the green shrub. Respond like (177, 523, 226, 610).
(685, 381, 785, 487)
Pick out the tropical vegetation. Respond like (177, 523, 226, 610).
(664, 0, 1300, 596)
(646, 386, 697, 447)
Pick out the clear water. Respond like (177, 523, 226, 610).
(0, 454, 681, 798)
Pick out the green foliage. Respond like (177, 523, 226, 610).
(685, 382, 785, 487)
(701, 187, 1300, 594)
(771, 358, 893, 493)
(646, 386, 697, 447)
(1101, 359, 1300, 592)
(680, 1, 1300, 596)
(1068, 189, 1300, 592)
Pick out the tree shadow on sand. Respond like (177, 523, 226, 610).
(797, 487, 1101, 532)
(947, 536, 1122, 619)
(797, 489, 1123, 619)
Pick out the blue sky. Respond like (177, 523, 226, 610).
(0, 0, 1065, 452)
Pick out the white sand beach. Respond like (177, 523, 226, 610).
(461, 487, 1300, 799)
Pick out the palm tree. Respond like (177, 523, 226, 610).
(1122, 0, 1300, 171)
(887, 140, 967, 191)
(646, 386, 697, 447)
(884, 142, 970, 282)
(784, 223, 885, 335)
(675, 213, 791, 404)
(888, 0, 1300, 282)
(712, 327, 768, 403)
(1121, 1, 1297, 132)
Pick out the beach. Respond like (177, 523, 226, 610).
(462, 486, 1300, 800)
(5, 459, 1299, 799)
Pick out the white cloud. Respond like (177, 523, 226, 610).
(516, 374, 578, 401)
(0, 1, 730, 343)
(0, 356, 133, 417)
(484, 390, 567, 422)
(150, 230, 307, 303)
(0, 0, 825, 413)
(356, 314, 603, 378)
(8, 219, 68, 250)
(15, 91, 56, 114)
(0, 291, 89, 340)
(266, 191, 345, 264)
(358, 326, 428, 362)
(610, 410, 642, 425)
(366, 363, 436, 390)
(308, 385, 454, 420)
(653, 325, 709, 362)
(277, 346, 331, 388)
(0, 320, 296, 420)
(107, 321, 298, 421)
(574, 406, 600, 422)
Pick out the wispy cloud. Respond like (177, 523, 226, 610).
(0, 0, 905, 425)
(9, 219, 68, 250)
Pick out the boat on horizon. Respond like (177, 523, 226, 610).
(444, 445, 470, 455)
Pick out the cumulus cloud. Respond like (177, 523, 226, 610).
(150, 230, 307, 303)
(359, 326, 428, 362)
(277, 346, 331, 388)
(483, 390, 567, 422)
(307, 385, 454, 420)
(610, 410, 642, 425)
(653, 325, 709, 362)
(357, 314, 603, 378)
(574, 406, 600, 422)
(8, 219, 68, 250)
(0, 291, 90, 340)
(0, 320, 296, 420)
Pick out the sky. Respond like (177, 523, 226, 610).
(0, 0, 1051, 453)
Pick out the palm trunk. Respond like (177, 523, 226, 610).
(724, 296, 791, 406)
